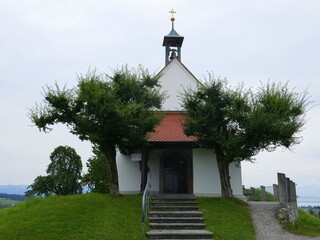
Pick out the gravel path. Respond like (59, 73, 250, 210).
(249, 201, 320, 240)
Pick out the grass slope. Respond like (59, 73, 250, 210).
(0, 194, 258, 240)
(282, 209, 320, 237)
(0, 193, 146, 240)
(254, 189, 274, 201)
(0, 199, 21, 204)
(198, 197, 256, 240)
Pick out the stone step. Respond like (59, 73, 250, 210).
(152, 198, 196, 203)
(150, 223, 206, 230)
(152, 205, 199, 211)
(146, 229, 213, 239)
(149, 217, 204, 223)
(152, 201, 198, 206)
(150, 211, 203, 218)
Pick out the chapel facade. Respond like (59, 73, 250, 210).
(116, 13, 243, 197)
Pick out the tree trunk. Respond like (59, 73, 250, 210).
(216, 150, 233, 198)
(104, 147, 120, 196)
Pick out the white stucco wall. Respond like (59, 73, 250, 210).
(193, 148, 221, 196)
(116, 150, 141, 194)
(158, 58, 200, 111)
(116, 149, 163, 194)
(117, 146, 243, 196)
(229, 162, 243, 196)
(192, 148, 243, 197)
(148, 149, 162, 193)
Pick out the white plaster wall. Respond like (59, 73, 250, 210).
(193, 148, 221, 196)
(116, 150, 141, 194)
(116, 149, 163, 194)
(193, 148, 243, 197)
(148, 149, 162, 193)
(158, 59, 200, 111)
(116, 146, 243, 196)
(229, 162, 243, 196)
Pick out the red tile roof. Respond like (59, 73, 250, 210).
(148, 112, 196, 142)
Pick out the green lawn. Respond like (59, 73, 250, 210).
(0, 199, 22, 204)
(0, 194, 258, 240)
(254, 189, 274, 201)
(0, 193, 146, 240)
(198, 197, 256, 240)
(282, 209, 320, 237)
(0, 200, 22, 210)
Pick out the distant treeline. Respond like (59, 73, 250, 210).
(0, 193, 26, 201)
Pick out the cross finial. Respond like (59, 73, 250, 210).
(169, 9, 176, 22)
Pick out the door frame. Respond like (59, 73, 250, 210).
(159, 149, 193, 194)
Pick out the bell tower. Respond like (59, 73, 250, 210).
(163, 9, 184, 65)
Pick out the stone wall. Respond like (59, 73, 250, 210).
(287, 202, 299, 221)
(274, 173, 299, 222)
(242, 186, 267, 201)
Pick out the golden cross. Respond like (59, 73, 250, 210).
(169, 9, 176, 21)
(169, 9, 176, 17)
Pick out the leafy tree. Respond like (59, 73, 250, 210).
(26, 146, 82, 197)
(309, 208, 316, 216)
(29, 67, 164, 195)
(182, 77, 309, 198)
(83, 148, 109, 194)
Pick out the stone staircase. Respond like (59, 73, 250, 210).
(146, 195, 214, 240)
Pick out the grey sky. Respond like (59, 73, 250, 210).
(0, 0, 319, 189)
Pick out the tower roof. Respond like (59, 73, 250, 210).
(162, 9, 184, 47)
(163, 9, 184, 65)
(162, 28, 184, 46)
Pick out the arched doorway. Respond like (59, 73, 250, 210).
(163, 152, 188, 193)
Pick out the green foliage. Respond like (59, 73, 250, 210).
(182, 77, 308, 163)
(197, 197, 256, 240)
(246, 82, 309, 154)
(0, 194, 146, 240)
(308, 208, 316, 216)
(83, 148, 109, 194)
(182, 76, 309, 197)
(29, 66, 164, 148)
(29, 66, 164, 195)
(25, 146, 82, 197)
(254, 188, 275, 201)
(282, 209, 320, 237)
(182, 78, 251, 162)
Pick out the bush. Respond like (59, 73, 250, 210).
(254, 188, 275, 201)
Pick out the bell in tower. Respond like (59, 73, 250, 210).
(163, 9, 184, 65)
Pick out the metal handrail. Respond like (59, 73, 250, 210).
(142, 172, 152, 234)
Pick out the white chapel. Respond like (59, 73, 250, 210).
(116, 13, 243, 197)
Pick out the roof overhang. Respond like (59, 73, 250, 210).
(148, 112, 196, 143)
(162, 29, 184, 47)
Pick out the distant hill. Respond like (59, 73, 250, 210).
(0, 185, 28, 195)
(0, 193, 26, 201)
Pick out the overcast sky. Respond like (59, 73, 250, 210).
(1, 0, 319, 191)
